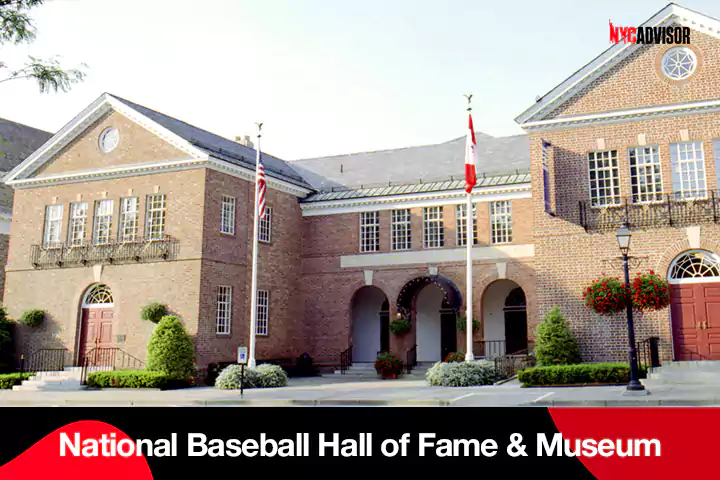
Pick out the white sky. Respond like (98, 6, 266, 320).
(1, 0, 718, 159)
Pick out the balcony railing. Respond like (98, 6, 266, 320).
(579, 191, 720, 232)
(30, 235, 179, 269)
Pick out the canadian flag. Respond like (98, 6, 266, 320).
(465, 113, 478, 193)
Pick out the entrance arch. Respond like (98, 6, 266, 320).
(669, 250, 720, 360)
(481, 280, 528, 356)
(350, 286, 389, 362)
(78, 284, 116, 359)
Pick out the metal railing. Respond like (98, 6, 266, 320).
(494, 355, 536, 382)
(21, 348, 71, 373)
(473, 340, 507, 358)
(80, 347, 145, 385)
(339, 345, 353, 375)
(406, 344, 417, 374)
(636, 337, 661, 373)
(579, 191, 720, 232)
(31, 235, 179, 269)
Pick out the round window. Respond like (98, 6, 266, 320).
(661, 47, 697, 80)
(98, 127, 120, 153)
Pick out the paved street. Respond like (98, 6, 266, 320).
(1, 376, 719, 406)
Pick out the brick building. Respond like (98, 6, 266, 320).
(516, 3, 720, 362)
(7, 3, 720, 371)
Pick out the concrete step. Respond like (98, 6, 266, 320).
(644, 361, 720, 386)
(13, 367, 86, 392)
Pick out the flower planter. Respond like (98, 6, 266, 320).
(632, 271, 670, 311)
(583, 276, 628, 315)
(380, 371, 398, 379)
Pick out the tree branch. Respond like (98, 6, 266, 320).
(0, 56, 86, 93)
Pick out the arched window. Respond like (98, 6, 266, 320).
(83, 284, 114, 306)
(669, 250, 720, 283)
(504, 287, 527, 311)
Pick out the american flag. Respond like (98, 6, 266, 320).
(257, 156, 267, 219)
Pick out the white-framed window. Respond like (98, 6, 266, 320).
(145, 194, 167, 240)
(391, 209, 411, 251)
(662, 47, 697, 80)
(423, 206, 444, 248)
(93, 199, 114, 246)
(671, 141, 707, 200)
(629, 146, 663, 203)
(67, 202, 88, 247)
(215, 285, 232, 335)
(456, 203, 478, 247)
(259, 206, 272, 243)
(43, 204, 63, 247)
(118, 197, 139, 243)
(490, 200, 513, 244)
(256, 289, 269, 336)
(359, 211, 380, 252)
(588, 150, 620, 207)
(220, 195, 236, 235)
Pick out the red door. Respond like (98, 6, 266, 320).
(79, 308, 114, 361)
(671, 284, 720, 360)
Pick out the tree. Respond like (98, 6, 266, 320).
(534, 307, 581, 366)
(146, 315, 195, 380)
(0, 307, 14, 372)
(0, 0, 85, 92)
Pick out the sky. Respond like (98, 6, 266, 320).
(1, 0, 719, 160)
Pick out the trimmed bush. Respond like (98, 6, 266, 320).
(389, 317, 411, 335)
(518, 363, 648, 387)
(141, 302, 168, 323)
(534, 307, 581, 366)
(426, 360, 497, 387)
(87, 370, 171, 389)
(0, 307, 15, 372)
(19, 309, 45, 328)
(0, 372, 32, 389)
(215, 364, 288, 390)
(146, 315, 195, 380)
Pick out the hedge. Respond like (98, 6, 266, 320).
(0, 372, 32, 389)
(518, 363, 648, 387)
(87, 370, 172, 389)
(215, 364, 289, 390)
(426, 361, 497, 387)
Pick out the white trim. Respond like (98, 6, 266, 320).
(301, 184, 531, 216)
(516, 4, 720, 125)
(81, 284, 115, 308)
(206, 158, 311, 197)
(340, 244, 534, 268)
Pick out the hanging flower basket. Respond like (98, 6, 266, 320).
(455, 314, 480, 332)
(389, 317, 411, 335)
(583, 276, 628, 315)
(631, 270, 670, 311)
(374, 352, 403, 378)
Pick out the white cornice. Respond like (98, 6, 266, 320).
(520, 98, 720, 131)
(206, 157, 312, 197)
(301, 183, 531, 216)
(515, 4, 720, 125)
(340, 244, 535, 268)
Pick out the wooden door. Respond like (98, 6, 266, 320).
(671, 284, 720, 360)
(79, 308, 114, 361)
(504, 310, 528, 355)
(440, 309, 457, 360)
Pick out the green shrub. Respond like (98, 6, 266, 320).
(455, 314, 480, 332)
(141, 302, 168, 323)
(534, 307, 581, 366)
(0, 372, 32, 389)
(374, 352, 403, 375)
(389, 317, 411, 334)
(426, 360, 497, 387)
(0, 307, 15, 372)
(443, 351, 465, 363)
(215, 364, 288, 389)
(19, 309, 45, 328)
(518, 363, 648, 387)
(146, 315, 195, 380)
(87, 370, 171, 389)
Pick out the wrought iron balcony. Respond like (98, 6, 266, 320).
(579, 191, 720, 232)
(30, 235, 179, 269)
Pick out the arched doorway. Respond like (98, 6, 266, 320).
(78, 284, 116, 359)
(397, 276, 462, 362)
(481, 280, 527, 356)
(350, 286, 389, 362)
(669, 250, 720, 360)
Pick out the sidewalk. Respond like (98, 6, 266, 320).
(0, 376, 718, 406)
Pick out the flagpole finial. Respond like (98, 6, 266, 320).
(255, 121, 263, 138)
(463, 93, 473, 112)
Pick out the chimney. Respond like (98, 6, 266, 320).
(234, 135, 254, 149)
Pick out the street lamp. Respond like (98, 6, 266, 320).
(615, 224, 645, 392)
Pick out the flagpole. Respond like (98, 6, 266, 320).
(465, 98, 475, 362)
(248, 122, 263, 369)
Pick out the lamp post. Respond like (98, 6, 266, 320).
(616, 224, 645, 392)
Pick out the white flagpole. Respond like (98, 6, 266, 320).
(465, 98, 475, 362)
(248, 122, 263, 369)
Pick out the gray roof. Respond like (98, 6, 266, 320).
(289, 132, 529, 192)
(108, 95, 313, 190)
(303, 173, 531, 203)
(0, 118, 53, 207)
